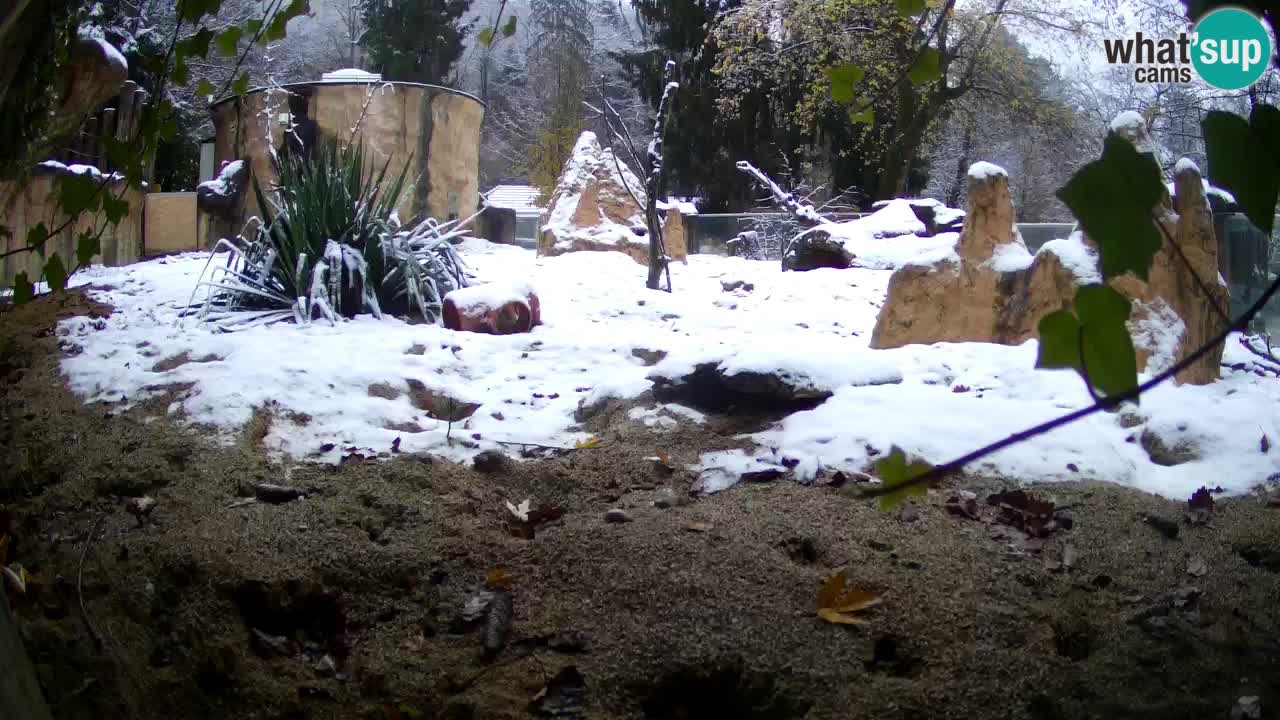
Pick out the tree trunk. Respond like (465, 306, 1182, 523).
(0, 592, 53, 720)
(947, 115, 975, 208)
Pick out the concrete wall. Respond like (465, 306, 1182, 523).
(210, 82, 484, 227)
(143, 192, 200, 256)
(0, 170, 144, 286)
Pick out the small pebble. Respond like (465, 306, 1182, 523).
(604, 509, 632, 524)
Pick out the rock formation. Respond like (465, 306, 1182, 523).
(871, 119, 1229, 385)
(537, 131, 688, 265)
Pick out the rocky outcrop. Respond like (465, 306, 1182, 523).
(871, 118, 1229, 385)
(537, 131, 688, 265)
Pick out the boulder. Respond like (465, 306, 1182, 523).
(442, 283, 541, 335)
(870, 198, 965, 236)
(871, 116, 1229, 385)
(537, 131, 687, 265)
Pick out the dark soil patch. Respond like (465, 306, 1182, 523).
(2, 289, 1279, 720)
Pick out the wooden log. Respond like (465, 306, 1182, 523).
(115, 81, 137, 142)
(0, 590, 54, 720)
(99, 107, 116, 171)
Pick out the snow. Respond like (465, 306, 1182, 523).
(1037, 231, 1101, 285)
(658, 198, 699, 215)
(1110, 111, 1146, 134)
(541, 131, 647, 250)
(967, 161, 1008, 181)
(798, 200, 955, 270)
(989, 242, 1034, 272)
(37, 160, 123, 182)
(1129, 299, 1185, 375)
(55, 237, 1280, 501)
(444, 281, 534, 314)
(197, 160, 244, 198)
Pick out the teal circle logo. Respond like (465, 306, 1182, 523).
(1192, 8, 1272, 90)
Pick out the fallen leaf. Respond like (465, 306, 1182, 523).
(684, 521, 714, 533)
(486, 566, 514, 591)
(816, 572, 883, 625)
(2, 564, 27, 594)
(506, 499, 532, 522)
(530, 665, 587, 716)
(462, 591, 495, 622)
(574, 436, 603, 450)
(1187, 486, 1215, 512)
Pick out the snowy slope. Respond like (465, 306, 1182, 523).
(57, 239, 1280, 499)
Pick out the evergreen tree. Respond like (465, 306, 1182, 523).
(361, 0, 476, 85)
(616, 0, 792, 212)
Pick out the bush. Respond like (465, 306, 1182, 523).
(190, 140, 470, 328)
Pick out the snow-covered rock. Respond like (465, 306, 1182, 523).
(537, 131, 687, 265)
(786, 200, 955, 271)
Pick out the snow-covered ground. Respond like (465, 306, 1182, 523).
(56, 237, 1279, 500)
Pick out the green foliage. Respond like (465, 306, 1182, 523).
(43, 254, 68, 293)
(58, 174, 101, 216)
(896, 0, 927, 16)
(502, 15, 518, 37)
(26, 224, 49, 257)
(875, 446, 932, 510)
(826, 64, 864, 104)
(1202, 107, 1280, 237)
(1056, 133, 1164, 281)
(361, 0, 475, 84)
(1036, 285, 1139, 401)
(478, 28, 495, 47)
(215, 26, 243, 57)
(11, 273, 35, 306)
(75, 231, 100, 267)
(908, 47, 942, 86)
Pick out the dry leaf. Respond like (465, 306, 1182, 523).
(685, 521, 714, 533)
(486, 566, 514, 590)
(574, 436, 603, 450)
(2, 564, 27, 595)
(816, 572, 882, 625)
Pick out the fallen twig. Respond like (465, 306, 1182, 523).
(77, 514, 105, 651)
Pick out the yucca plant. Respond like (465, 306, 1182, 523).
(187, 139, 471, 330)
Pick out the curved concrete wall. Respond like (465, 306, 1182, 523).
(210, 82, 484, 228)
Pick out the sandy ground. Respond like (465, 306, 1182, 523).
(2, 290, 1279, 720)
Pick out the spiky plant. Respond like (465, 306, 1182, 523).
(187, 140, 471, 330)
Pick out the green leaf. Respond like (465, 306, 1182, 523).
(1056, 133, 1164, 280)
(11, 272, 35, 305)
(1075, 284, 1138, 399)
(825, 64, 864, 104)
(501, 15, 518, 37)
(874, 446, 932, 511)
(177, 0, 208, 23)
(246, 18, 263, 37)
(232, 72, 251, 97)
(263, 0, 308, 43)
(183, 27, 214, 58)
(172, 55, 189, 85)
(76, 230, 100, 267)
(216, 26, 243, 57)
(43, 253, 68, 293)
(59, 174, 101, 216)
(897, 0, 927, 15)
(908, 47, 942, 86)
(1202, 106, 1280, 237)
(849, 107, 875, 125)
(1036, 285, 1138, 401)
(1035, 309, 1081, 369)
(26, 222, 49, 257)
(477, 28, 495, 48)
(102, 194, 130, 225)
(195, 79, 216, 98)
